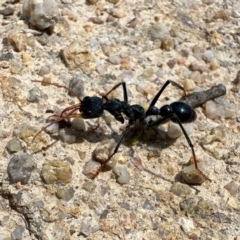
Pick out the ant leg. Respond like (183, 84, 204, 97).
(60, 103, 81, 117)
(147, 80, 186, 112)
(147, 115, 211, 181)
(31, 80, 82, 102)
(173, 116, 211, 182)
(32, 107, 81, 143)
(104, 82, 128, 103)
(92, 125, 131, 179)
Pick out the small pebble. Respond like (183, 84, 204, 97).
(149, 23, 169, 40)
(136, 80, 155, 96)
(179, 217, 195, 233)
(82, 181, 96, 193)
(183, 79, 196, 91)
(127, 18, 138, 28)
(167, 122, 182, 139)
(61, 41, 94, 72)
(89, 38, 100, 52)
(6, 137, 22, 153)
(140, 68, 154, 80)
(180, 197, 214, 218)
(87, 0, 99, 4)
(69, 74, 85, 97)
(107, 55, 121, 65)
(56, 187, 75, 201)
(120, 70, 133, 84)
(44, 122, 59, 134)
(22, 0, 60, 30)
(167, 59, 176, 68)
(22, 53, 32, 64)
(71, 118, 86, 131)
(181, 162, 207, 185)
(37, 32, 49, 46)
(93, 139, 116, 166)
(202, 50, 214, 63)
(41, 160, 72, 184)
(59, 129, 76, 144)
(113, 166, 130, 184)
(8, 32, 27, 52)
(38, 65, 50, 76)
(189, 71, 203, 84)
(180, 49, 189, 58)
(224, 181, 238, 196)
(188, 62, 207, 73)
(82, 160, 101, 179)
(88, 17, 104, 25)
(7, 152, 36, 184)
(205, 100, 225, 120)
(0, 7, 14, 16)
(226, 197, 238, 209)
(179, 197, 199, 212)
(111, 8, 126, 18)
(161, 37, 175, 51)
(96, 64, 107, 75)
(80, 221, 91, 237)
(170, 182, 192, 196)
(212, 212, 231, 223)
(209, 59, 219, 71)
(142, 199, 154, 210)
(27, 86, 42, 103)
(34, 200, 44, 209)
(11, 225, 25, 240)
(168, 122, 194, 139)
(13, 123, 36, 141)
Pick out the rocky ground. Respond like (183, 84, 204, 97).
(0, 0, 240, 239)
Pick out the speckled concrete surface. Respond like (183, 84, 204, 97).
(0, 0, 240, 239)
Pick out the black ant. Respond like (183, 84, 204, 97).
(32, 79, 211, 182)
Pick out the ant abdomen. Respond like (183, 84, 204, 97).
(170, 102, 197, 123)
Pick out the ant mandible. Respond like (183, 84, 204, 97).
(32, 79, 210, 182)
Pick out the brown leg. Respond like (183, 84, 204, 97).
(32, 80, 82, 102)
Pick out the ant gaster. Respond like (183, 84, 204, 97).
(32, 79, 211, 182)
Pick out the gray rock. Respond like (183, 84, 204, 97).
(113, 166, 130, 184)
(27, 87, 42, 103)
(170, 182, 192, 196)
(56, 187, 75, 201)
(22, 0, 60, 30)
(142, 199, 154, 210)
(11, 225, 24, 240)
(7, 152, 36, 184)
(69, 74, 85, 98)
(6, 137, 22, 153)
(149, 23, 169, 40)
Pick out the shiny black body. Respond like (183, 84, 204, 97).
(84, 80, 207, 180)
(79, 84, 148, 126)
(79, 80, 196, 129)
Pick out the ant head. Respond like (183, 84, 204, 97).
(80, 96, 104, 118)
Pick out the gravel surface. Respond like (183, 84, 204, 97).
(0, 0, 240, 240)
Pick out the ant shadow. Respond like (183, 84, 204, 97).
(35, 120, 195, 185)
